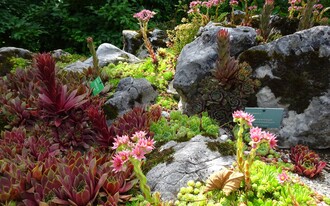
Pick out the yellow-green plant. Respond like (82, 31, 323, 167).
(167, 19, 200, 56)
(9, 57, 31, 73)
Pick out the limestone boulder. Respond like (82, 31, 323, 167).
(105, 77, 158, 117)
(239, 26, 330, 149)
(0, 47, 33, 76)
(51, 49, 70, 61)
(64, 43, 140, 72)
(146, 135, 235, 201)
(173, 23, 257, 121)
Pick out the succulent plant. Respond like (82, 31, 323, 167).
(51, 152, 107, 205)
(0, 127, 26, 159)
(290, 144, 327, 178)
(212, 29, 239, 88)
(0, 161, 26, 202)
(109, 105, 162, 141)
(23, 135, 60, 162)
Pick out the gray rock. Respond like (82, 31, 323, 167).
(0, 47, 33, 76)
(105, 77, 158, 116)
(173, 23, 257, 120)
(122, 30, 143, 56)
(146, 135, 235, 201)
(122, 28, 168, 58)
(239, 26, 330, 149)
(51, 49, 70, 61)
(64, 43, 140, 72)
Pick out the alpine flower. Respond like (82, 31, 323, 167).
(232, 110, 255, 127)
(133, 9, 156, 22)
(277, 171, 289, 184)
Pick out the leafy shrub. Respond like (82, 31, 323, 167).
(150, 111, 219, 143)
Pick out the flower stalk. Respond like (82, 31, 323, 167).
(232, 110, 278, 191)
(130, 158, 153, 202)
(133, 10, 158, 65)
(111, 131, 157, 204)
(86, 37, 99, 75)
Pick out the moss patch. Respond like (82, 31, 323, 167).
(142, 144, 175, 174)
(206, 140, 236, 156)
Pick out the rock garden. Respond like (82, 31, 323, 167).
(0, 0, 330, 205)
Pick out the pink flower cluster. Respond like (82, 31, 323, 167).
(229, 0, 239, 6)
(277, 171, 289, 184)
(313, 4, 323, 10)
(133, 9, 156, 22)
(248, 5, 257, 11)
(265, 0, 274, 5)
(111, 131, 155, 172)
(288, 5, 303, 11)
(232, 110, 255, 127)
(249, 126, 278, 149)
(288, 0, 302, 5)
(188, 0, 225, 13)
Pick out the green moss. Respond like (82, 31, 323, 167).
(206, 140, 236, 156)
(142, 145, 175, 174)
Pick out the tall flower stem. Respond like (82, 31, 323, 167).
(130, 158, 153, 203)
(86, 37, 99, 76)
(140, 24, 158, 66)
(134, 9, 158, 66)
(236, 122, 245, 173)
(244, 148, 257, 190)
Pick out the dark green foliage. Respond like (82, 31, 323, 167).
(0, 0, 190, 53)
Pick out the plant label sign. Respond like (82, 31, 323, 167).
(90, 76, 104, 96)
(245, 107, 284, 128)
